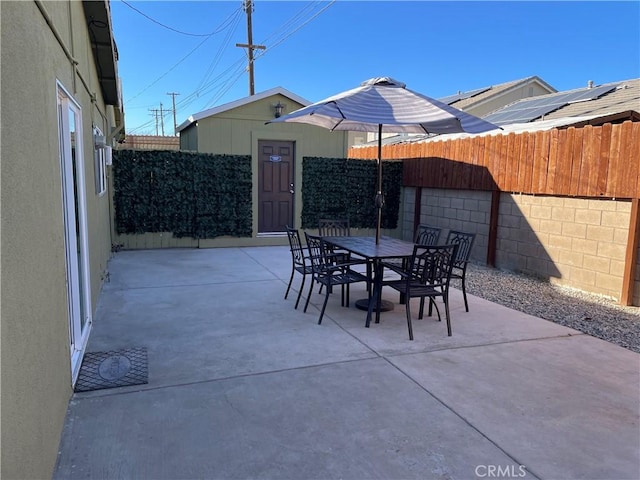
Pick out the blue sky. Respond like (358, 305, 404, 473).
(110, 1, 640, 135)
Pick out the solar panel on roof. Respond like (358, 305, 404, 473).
(482, 84, 619, 125)
(565, 84, 617, 103)
(438, 86, 491, 105)
(484, 103, 565, 125)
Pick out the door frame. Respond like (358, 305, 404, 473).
(57, 81, 92, 383)
(257, 138, 295, 233)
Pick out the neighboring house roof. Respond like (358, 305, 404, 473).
(441, 76, 557, 111)
(484, 78, 640, 125)
(356, 77, 639, 148)
(542, 78, 640, 120)
(354, 110, 640, 148)
(177, 87, 311, 132)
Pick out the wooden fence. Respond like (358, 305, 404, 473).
(349, 121, 640, 305)
(348, 121, 640, 199)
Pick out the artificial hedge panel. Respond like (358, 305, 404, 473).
(113, 150, 252, 238)
(301, 157, 402, 230)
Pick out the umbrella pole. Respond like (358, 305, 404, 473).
(375, 124, 383, 244)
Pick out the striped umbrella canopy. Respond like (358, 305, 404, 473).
(268, 77, 500, 243)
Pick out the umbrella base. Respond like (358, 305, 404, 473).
(355, 298, 394, 312)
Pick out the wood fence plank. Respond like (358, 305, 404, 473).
(488, 134, 500, 190)
(532, 130, 549, 194)
(596, 124, 611, 196)
(518, 132, 535, 192)
(504, 133, 518, 191)
(498, 134, 509, 190)
(547, 129, 560, 194)
(606, 122, 621, 196)
(569, 127, 584, 196)
(617, 121, 636, 198)
(578, 125, 595, 197)
(480, 136, 492, 190)
(559, 128, 572, 194)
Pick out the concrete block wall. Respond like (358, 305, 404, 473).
(496, 195, 632, 300)
(402, 187, 492, 263)
(403, 187, 638, 304)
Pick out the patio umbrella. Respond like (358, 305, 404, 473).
(267, 77, 500, 243)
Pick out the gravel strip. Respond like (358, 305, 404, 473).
(462, 263, 640, 354)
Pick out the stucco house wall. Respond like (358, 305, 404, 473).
(1, 1, 121, 478)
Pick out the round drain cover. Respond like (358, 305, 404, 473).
(98, 355, 131, 381)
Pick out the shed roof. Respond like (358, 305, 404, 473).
(176, 87, 310, 132)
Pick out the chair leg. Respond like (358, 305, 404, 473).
(295, 274, 306, 309)
(318, 288, 331, 325)
(303, 277, 316, 313)
(431, 299, 442, 322)
(405, 297, 414, 341)
(284, 269, 295, 299)
(461, 275, 469, 312)
(444, 293, 452, 336)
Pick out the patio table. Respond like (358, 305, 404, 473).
(321, 236, 416, 327)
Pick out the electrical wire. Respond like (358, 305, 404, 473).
(125, 1, 336, 133)
(120, 0, 236, 37)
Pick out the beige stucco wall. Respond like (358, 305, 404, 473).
(1, 2, 116, 478)
(403, 187, 639, 304)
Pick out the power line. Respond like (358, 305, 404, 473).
(120, 0, 235, 37)
(124, 1, 336, 133)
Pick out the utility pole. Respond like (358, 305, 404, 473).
(167, 92, 180, 135)
(236, 0, 265, 95)
(159, 103, 165, 136)
(149, 108, 160, 135)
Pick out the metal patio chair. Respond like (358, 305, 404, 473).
(284, 226, 314, 309)
(319, 218, 371, 292)
(445, 230, 476, 312)
(303, 233, 369, 325)
(376, 243, 458, 340)
(385, 224, 442, 271)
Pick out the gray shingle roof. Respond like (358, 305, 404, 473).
(542, 78, 640, 120)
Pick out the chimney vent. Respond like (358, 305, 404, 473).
(587, 80, 594, 89)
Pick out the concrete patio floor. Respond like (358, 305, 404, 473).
(54, 246, 640, 480)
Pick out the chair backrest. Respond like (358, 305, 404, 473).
(445, 230, 476, 268)
(414, 224, 442, 245)
(304, 233, 330, 274)
(410, 244, 458, 289)
(286, 226, 306, 268)
(318, 219, 350, 237)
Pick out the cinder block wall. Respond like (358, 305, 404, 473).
(403, 187, 638, 304)
(402, 187, 491, 263)
(497, 195, 631, 300)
